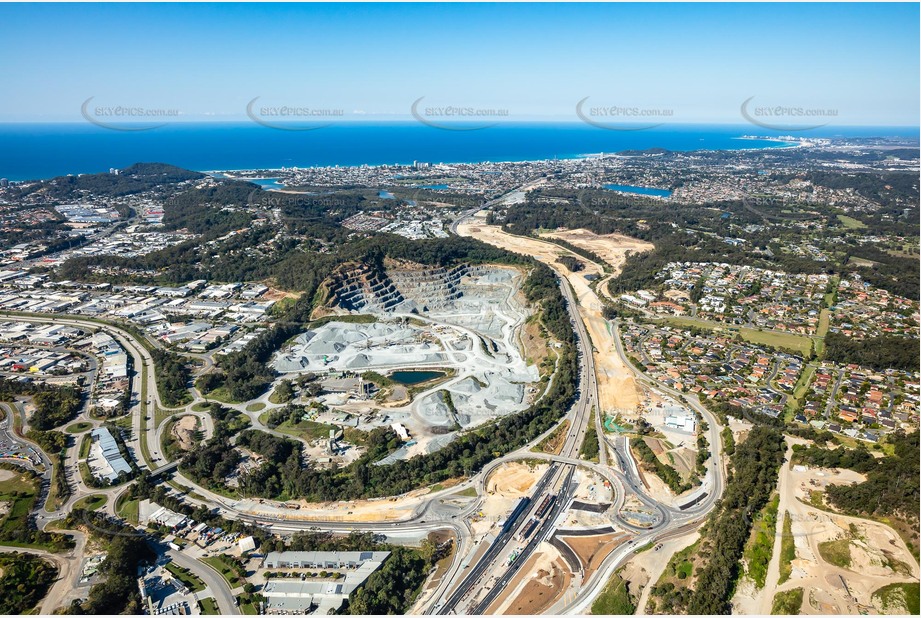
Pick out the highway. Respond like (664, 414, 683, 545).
(0, 185, 727, 616)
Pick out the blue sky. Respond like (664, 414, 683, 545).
(0, 2, 918, 125)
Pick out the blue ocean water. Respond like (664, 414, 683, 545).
(604, 184, 672, 198)
(0, 122, 916, 181)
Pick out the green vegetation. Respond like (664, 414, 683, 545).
(73, 494, 108, 511)
(872, 582, 920, 615)
(778, 511, 796, 585)
(721, 426, 735, 456)
(246, 402, 266, 412)
(824, 332, 919, 372)
(79, 433, 92, 459)
(201, 554, 247, 588)
(685, 426, 786, 614)
(269, 379, 295, 404)
(151, 349, 192, 407)
(165, 561, 207, 592)
(533, 420, 569, 455)
(0, 465, 73, 552)
(799, 432, 919, 543)
(27, 385, 82, 430)
(771, 588, 804, 615)
(26, 429, 70, 509)
(837, 214, 868, 229)
(116, 493, 140, 524)
(65, 421, 93, 434)
(590, 569, 635, 615)
(579, 411, 600, 462)
(198, 597, 220, 615)
(744, 494, 779, 588)
(817, 538, 852, 569)
(0, 552, 59, 614)
(632, 436, 693, 494)
(262, 406, 337, 440)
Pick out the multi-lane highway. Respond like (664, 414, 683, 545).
(0, 185, 728, 616)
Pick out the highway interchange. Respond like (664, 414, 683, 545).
(1, 188, 727, 616)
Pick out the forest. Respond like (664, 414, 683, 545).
(824, 332, 920, 372)
(151, 349, 192, 407)
(655, 425, 785, 615)
(0, 378, 83, 431)
(822, 431, 919, 522)
(0, 552, 59, 614)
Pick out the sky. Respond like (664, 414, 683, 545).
(0, 2, 918, 126)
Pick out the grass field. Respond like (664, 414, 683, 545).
(198, 598, 220, 615)
(659, 316, 813, 355)
(115, 493, 139, 524)
(771, 587, 803, 615)
(201, 386, 241, 404)
(73, 494, 107, 511)
(245, 402, 265, 412)
(743, 494, 779, 588)
(164, 562, 206, 592)
(818, 538, 852, 569)
(778, 511, 796, 585)
(837, 214, 868, 229)
(78, 434, 92, 459)
(200, 555, 245, 588)
(259, 413, 337, 442)
(591, 569, 635, 615)
(64, 422, 93, 434)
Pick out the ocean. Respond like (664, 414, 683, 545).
(0, 122, 917, 181)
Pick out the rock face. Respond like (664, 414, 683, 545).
(329, 261, 489, 314)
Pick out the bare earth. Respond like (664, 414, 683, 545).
(459, 217, 646, 413)
(733, 438, 919, 615)
(170, 415, 199, 451)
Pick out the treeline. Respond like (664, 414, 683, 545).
(556, 254, 584, 272)
(824, 332, 920, 372)
(791, 442, 878, 473)
(204, 322, 302, 402)
(0, 552, 59, 614)
(685, 426, 785, 614)
(151, 349, 192, 407)
(0, 377, 83, 431)
(632, 436, 694, 494)
(61, 510, 154, 615)
(823, 431, 919, 522)
(25, 429, 70, 504)
(11, 162, 203, 200)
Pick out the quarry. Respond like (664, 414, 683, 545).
(271, 260, 545, 459)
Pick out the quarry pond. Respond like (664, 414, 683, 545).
(389, 370, 446, 385)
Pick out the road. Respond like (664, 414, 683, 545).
(0, 184, 728, 615)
